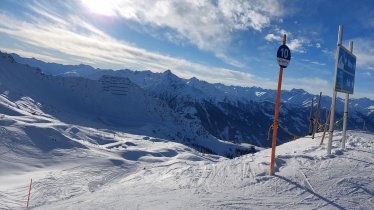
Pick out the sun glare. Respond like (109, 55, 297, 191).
(81, 0, 119, 16)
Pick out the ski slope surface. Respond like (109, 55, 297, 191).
(1, 126, 373, 209)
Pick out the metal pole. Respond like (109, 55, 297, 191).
(312, 92, 322, 139)
(327, 25, 343, 155)
(270, 34, 286, 176)
(342, 41, 353, 149)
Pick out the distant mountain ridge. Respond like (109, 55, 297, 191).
(8, 52, 374, 148)
(1, 51, 259, 158)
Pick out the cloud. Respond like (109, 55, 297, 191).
(0, 2, 277, 89)
(264, 26, 313, 53)
(264, 33, 281, 42)
(322, 48, 335, 58)
(351, 38, 374, 69)
(0, 47, 66, 63)
(301, 59, 326, 66)
(352, 91, 374, 100)
(215, 53, 246, 68)
(287, 38, 310, 53)
(283, 77, 330, 95)
(264, 27, 291, 42)
(79, 0, 285, 66)
(1, 1, 373, 101)
(310, 61, 326, 66)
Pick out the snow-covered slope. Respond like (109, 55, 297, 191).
(0, 110, 222, 209)
(0, 52, 253, 157)
(1, 118, 372, 209)
(10, 53, 374, 147)
(54, 131, 371, 210)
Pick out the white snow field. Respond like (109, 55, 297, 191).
(1, 110, 373, 210)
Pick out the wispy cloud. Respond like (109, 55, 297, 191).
(322, 48, 335, 58)
(264, 27, 291, 42)
(310, 61, 326, 66)
(351, 38, 374, 70)
(0, 1, 373, 100)
(352, 91, 374, 100)
(264, 33, 281, 42)
(1, 47, 66, 63)
(363, 71, 371, 76)
(283, 77, 330, 95)
(283, 76, 373, 100)
(0, 1, 278, 89)
(320, 38, 374, 70)
(287, 38, 310, 53)
(263, 26, 311, 53)
(79, 0, 285, 67)
(301, 59, 326, 66)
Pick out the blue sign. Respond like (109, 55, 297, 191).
(277, 45, 291, 68)
(335, 46, 356, 94)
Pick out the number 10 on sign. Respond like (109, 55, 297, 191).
(277, 45, 291, 68)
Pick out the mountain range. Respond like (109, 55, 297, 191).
(2, 51, 373, 154)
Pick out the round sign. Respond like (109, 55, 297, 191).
(276, 45, 291, 68)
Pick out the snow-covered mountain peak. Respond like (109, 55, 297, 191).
(0, 52, 255, 157)
(0, 51, 16, 63)
(4, 51, 374, 146)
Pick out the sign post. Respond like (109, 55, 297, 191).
(327, 25, 356, 155)
(342, 41, 354, 149)
(270, 34, 291, 176)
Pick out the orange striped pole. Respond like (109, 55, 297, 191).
(270, 34, 286, 176)
(26, 178, 32, 209)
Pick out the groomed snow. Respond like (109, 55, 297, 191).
(1, 123, 373, 209)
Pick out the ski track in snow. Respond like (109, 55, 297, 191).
(1, 111, 374, 209)
(1, 130, 369, 210)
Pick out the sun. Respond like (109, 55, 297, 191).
(81, 0, 119, 16)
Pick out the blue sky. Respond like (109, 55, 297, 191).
(0, 0, 373, 99)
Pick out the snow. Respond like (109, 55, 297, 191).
(0, 110, 222, 209)
(0, 51, 253, 157)
(1, 51, 373, 209)
(1, 109, 373, 210)
(369, 106, 374, 114)
(255, 91, 266, 97)
(11, 52, 374, 116)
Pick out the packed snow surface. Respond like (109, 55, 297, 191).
(1, 109, 373, 210)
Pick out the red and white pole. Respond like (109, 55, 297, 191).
(26, 178, 32, 209)
(270, 34, 286, 176)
